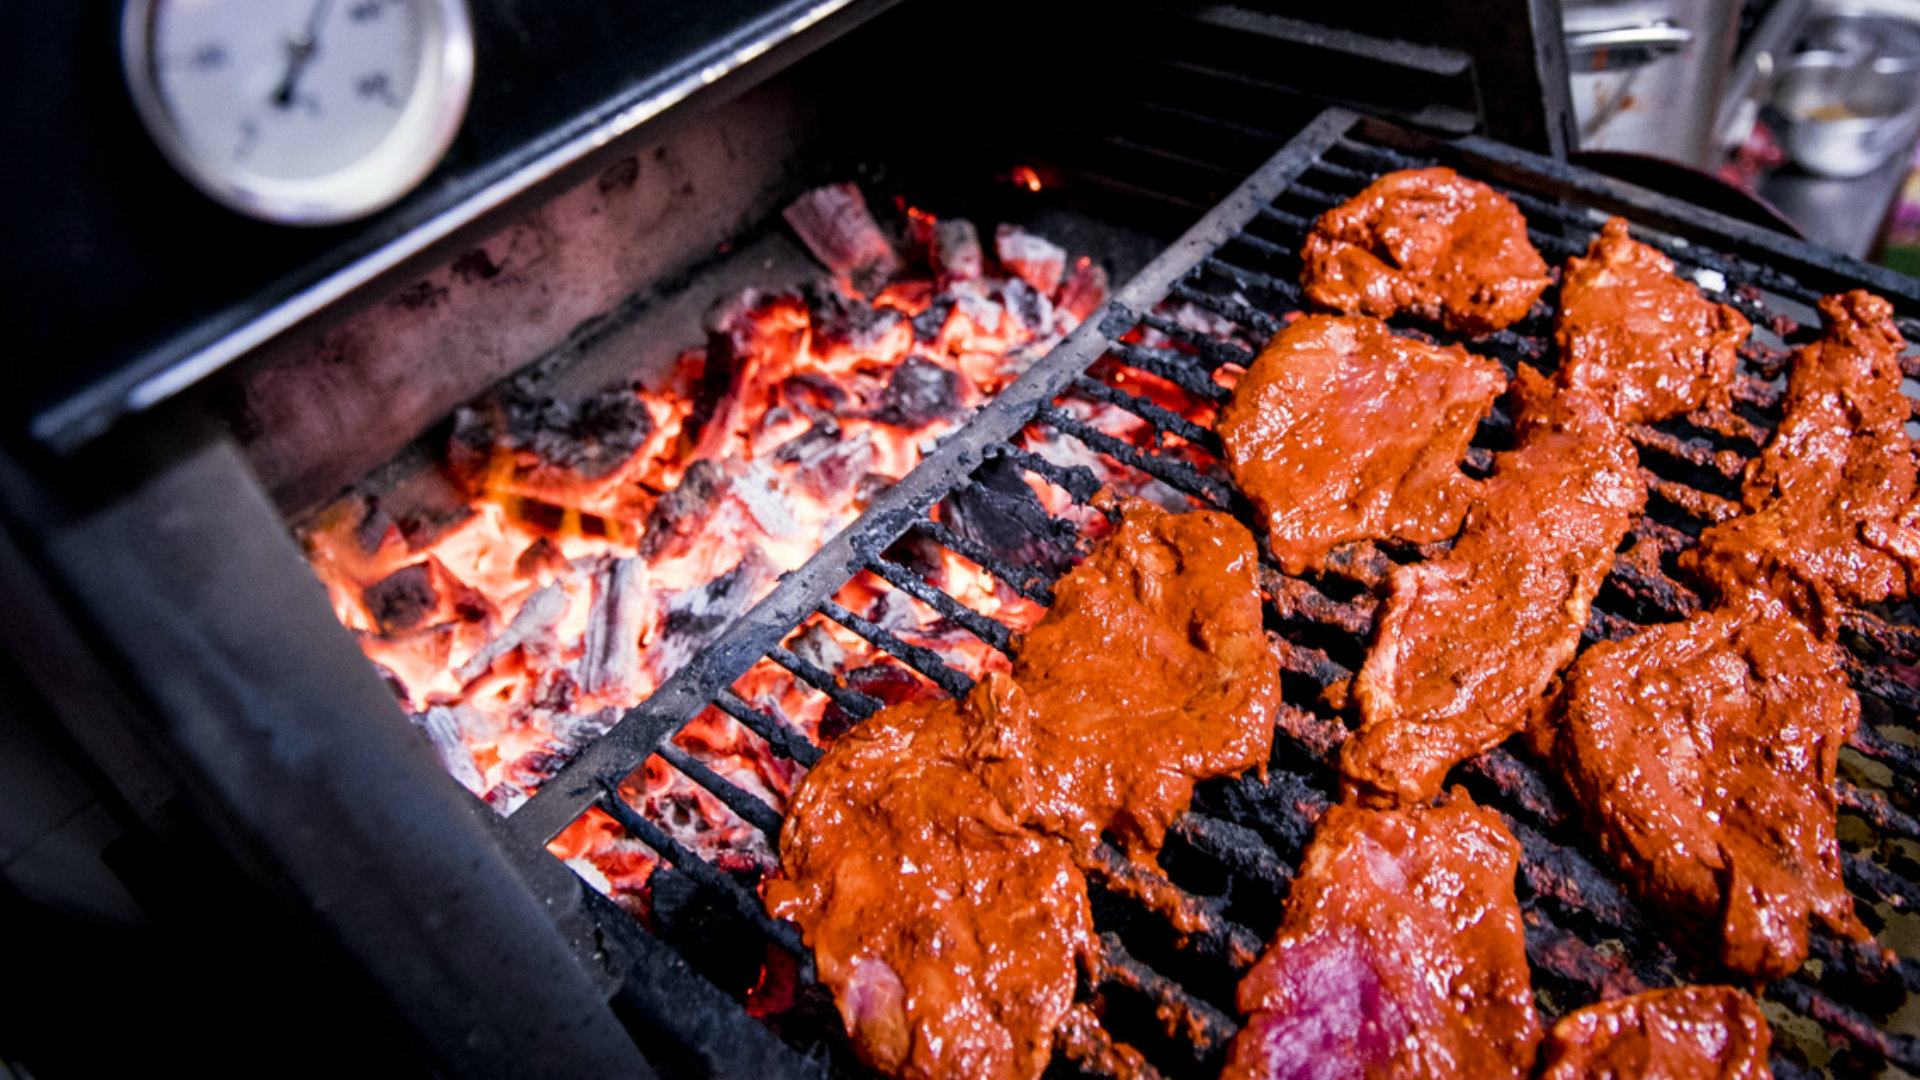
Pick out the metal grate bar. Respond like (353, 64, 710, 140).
(655, 744, 785, 840)
(596, 782, 813, 972)
(1036, 405, 1235, 509)
(862, 555, 1014, 654)
(765, 646, 884, 721)
(908, 518, 1056, 605)
(1070, 374, 1222, 452)
(710, 688, 823, 768)
(1105, 340, 1234, 403)
(817, 598, 975, 698)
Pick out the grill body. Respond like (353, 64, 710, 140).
(497, 108, 1920, 1077)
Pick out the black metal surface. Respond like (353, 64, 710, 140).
(9, 0, 899, 453)
(502, 107, 1920, 1077)
(0, 416, 655, 1079)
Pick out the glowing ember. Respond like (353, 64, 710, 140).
(301, 181, 1248, 918)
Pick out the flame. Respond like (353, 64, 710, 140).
(302, 198, 1234, 905)
(1011, 166, 1045, 193)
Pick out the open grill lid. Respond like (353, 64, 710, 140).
(502, 108, 1920, 1077)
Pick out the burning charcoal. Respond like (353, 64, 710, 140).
(365, 563, 437, 635)
(803, 281, 907, 357)
(687, 290, 810, 462)
(777, 427, 875, 507)
(866, 588, 920, 632)
(932, 219, 984, 280)
(999, 277, 1055, 338)
(578, 557, 654, 699)
(515, 537, 567, 579)
(995, 223, 1067, 295)
(856, 472, 894, 506)
(1056, 257, 1109, 324)
(788, 622, 847, 674)
(649, 549, 775, 682)
(413, 705, 487, 794)
(549, 706, 620, 755)
(735, 461, 800, 539)
(455, 581, 570, 684)
(911, 295, 957, 343)
(818, 663, 938, 741)
(354, 497, 397, 554)
(448, 380, 655, 495)
(783, 183, 902, 281)
(871, 355, 963, 429)
(953, 290, 1005, 335)
(639, 460, 731, 561)
(484, 782, 529, 815)
(940, 456, 1080, 579)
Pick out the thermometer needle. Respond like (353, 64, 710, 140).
(271, 0, 335, 109)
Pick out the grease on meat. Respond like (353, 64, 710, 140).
(1541, 602, 1871, 979)
(1222, 791, 1541, 1080)
(1300, 166, 1551, 335)
(763, 690, 1099, 1080)
(1539, 986, 1773, 1080)
(1682, 290, 1920, 627)
(980, 502, 1282, 858)
(765, 503, 1277, 1077)
(1218, 315, 1508, 575)
(1555, 218, 1751, 424)
(1343, 366, 1646, 806)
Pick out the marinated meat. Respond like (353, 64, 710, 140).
(1222, 791, 1540, 1080)
(766, 503, 1276, 1076)
(1344, 366, 1646, 806)
(1300, 166, 1551, 336)
(1539, 986, 1772, 1080)
(1682, 291, 1920, 627)
(1218, 315, 1508, 575)
(1540, 601, 1870, 979)
(763, 691, 1099, 1080)
(1555, 218, 1751, 424)
(981, 502, 1283, 858)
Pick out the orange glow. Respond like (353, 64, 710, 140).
(1011, 165, 1044, 193)
(302, 198, 1238, 905)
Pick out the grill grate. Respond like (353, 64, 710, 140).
(505, 109, 1920, 1078)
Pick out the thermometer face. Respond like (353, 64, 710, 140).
(123, 0, 474, 225)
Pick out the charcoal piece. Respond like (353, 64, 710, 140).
(455, 581, 570, 684)
(354, 497, 396, 554)
(365, 563, 437, 635)
(999, 277, 1055, 337)
(687, 290, 809, 462)
(549, 706, 620, 756)
(650, 549, 775, 682)
(578, 557, 653, 699)
(995, 223, 1067, 295)
(1056, 257, 1109, 324)
(413, 705, 487, 794)
(647, 865, 768, 995)
(818, 663, 937, 742)
(484, 781, 529, 815)
(514, 536, 567, 578)
(776, 427, 874, 506)
(940, 456, 1078, 579)
(931, 219, 984, 280)
(638, 460, 731, 561)
(870, 355, 963, 429)
(782, 183, 902, 280)
(802, 281, 905, 356)
(788, 622, 847, 674)
(911, 295, 957, 342)
(448, 381, 654, 490)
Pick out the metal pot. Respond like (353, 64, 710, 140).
(1767, 8, 1920, 176)
(1565, 0, 1745, 166)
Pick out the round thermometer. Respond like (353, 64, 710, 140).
(122, 0, 475, 225)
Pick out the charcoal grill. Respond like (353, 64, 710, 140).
(496, 107, 1920, 1078)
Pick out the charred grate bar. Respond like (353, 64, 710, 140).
(504, 108, 1920, 1077)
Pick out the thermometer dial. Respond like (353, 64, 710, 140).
(122, 0, 475, 225)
